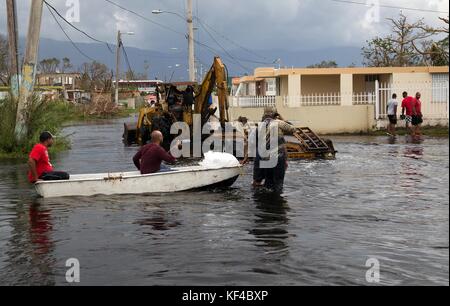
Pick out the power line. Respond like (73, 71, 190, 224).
(196, 18, 251, 72)
(121, 41, 135, 80)
(102, 0, 255, 74)
(103, 0, 186, 36)
(329, 0, 449, 14)
(44, 0, 114, 53)
(194, 16, 269, 62)
(45, 3, 96, 62)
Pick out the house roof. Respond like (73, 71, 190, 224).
(252, 66, 449, 78)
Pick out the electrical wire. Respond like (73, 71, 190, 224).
(44, 0, 114, 53)
(46, 3, 97, 62)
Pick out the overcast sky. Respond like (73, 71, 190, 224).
(1, 0, 448, 58)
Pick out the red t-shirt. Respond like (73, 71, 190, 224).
(414, 98, 422, 116)
(28, 143, 54, 182)
(401, 96, 415, 116)
(133, 143, 176, 174)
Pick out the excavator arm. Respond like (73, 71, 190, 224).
(194, 57, 229, 127)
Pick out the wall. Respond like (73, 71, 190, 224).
(229, 97, 376, 134)
(301, 75, 340, 94)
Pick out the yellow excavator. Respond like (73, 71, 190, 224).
(123, 56, 336, 159)
(123, 57, 229, 149)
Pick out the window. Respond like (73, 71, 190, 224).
(265, 78, 277, 96)
(365, 75, 380, 82)
(432, 73, 449, 103)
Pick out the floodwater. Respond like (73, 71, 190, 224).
(0, 118, 448, 286)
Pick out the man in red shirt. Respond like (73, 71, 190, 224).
(401, 91, 416, 136)
(133, 130, 176, 174)
(28, 132, 70, 183)
(412, 92, 424, 138)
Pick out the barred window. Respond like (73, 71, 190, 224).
(432, 74, 449, 103)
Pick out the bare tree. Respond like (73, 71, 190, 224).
(362, 13, 447, 67)
(39, 57, 61, 73)
(80, 61, 113, 92)
(61, 57, 73, 73)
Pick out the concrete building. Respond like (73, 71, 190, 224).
(231, 66, 449, 133)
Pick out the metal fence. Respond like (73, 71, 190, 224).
(231, 96, 276, 108)
(283, 94, 342, 107)
(376, 80, 449, 119)
(352, 92, 376, 105)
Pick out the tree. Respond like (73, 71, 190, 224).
(307, 60, 338, 68)
(79, 61, 113, 92)
(61, 57, 73, 73)
(418, 17, 449, 66)
(39, 57, 60, 73)
(362, 13, 448, 67)
(0, 34, 9, 85)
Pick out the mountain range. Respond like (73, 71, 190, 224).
(16, 37, 363, 80)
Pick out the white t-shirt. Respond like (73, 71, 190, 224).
(387, 99, 398, 116)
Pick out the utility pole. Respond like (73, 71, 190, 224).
(115, 30, 121, 106)
(15, 0, 44, 141)
(186, 0, 196, 82)
(6, 0, 20, 99)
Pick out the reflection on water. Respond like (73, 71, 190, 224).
(0, 119, 448, 286)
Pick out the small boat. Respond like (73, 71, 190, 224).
(35, 152, 242, 198)
(35, 165, 241, 198)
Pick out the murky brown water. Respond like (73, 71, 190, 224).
(0, 118, 448, 285)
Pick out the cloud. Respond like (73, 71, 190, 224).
(0, 0, 448, 53)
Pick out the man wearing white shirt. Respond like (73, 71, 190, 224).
(386, 93, 398, 137)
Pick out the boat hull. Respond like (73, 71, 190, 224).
(35, 166, 242, 198)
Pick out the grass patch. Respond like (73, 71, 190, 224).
(1, 92, 137, 159)
(324, 125, 449, 137)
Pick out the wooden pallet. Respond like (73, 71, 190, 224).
(293, 127, 330, 151)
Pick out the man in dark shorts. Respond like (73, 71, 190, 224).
(386, 93, 398, 136)
(28, 132, 70, 183)
(401, 91, 415, 136)
(412, 92, 423, 138)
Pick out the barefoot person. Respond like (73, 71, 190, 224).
(412, 92, 424, 139)
(28, 132, 70, 183)
(401, 91, 415, 137)
(386, 93, 398, 136)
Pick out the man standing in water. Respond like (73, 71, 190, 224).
(253, 108, 297, 193)
(401, 91, 415, 137)
(412, 92, 424, 139)
(28, 132, 70, 183)
(386, 93, 398, 137)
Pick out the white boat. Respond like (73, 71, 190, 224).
(35, 165, 242, 198)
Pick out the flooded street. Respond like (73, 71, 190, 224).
(0, 118, 448, 286)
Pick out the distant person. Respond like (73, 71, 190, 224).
(183, 86, 195, 108)
(133, 130, 176, 175)
(401, 91, 415, 136)
(28, 132, 70, 183)
(387, 93, 398, 136)
(412, 92, 424, 138)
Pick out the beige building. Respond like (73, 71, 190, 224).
(231, 66, 449, 134)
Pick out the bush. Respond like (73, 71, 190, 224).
(0, 93, 71, 157)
